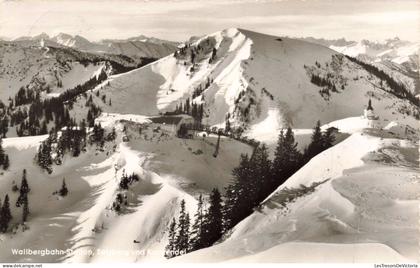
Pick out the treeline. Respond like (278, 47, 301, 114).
(13, 70, 107, 137)
(166, 78, 214, 124)
(1, 55, 155, 139)
(345, 56, 419, 108)
(14, 86, 40, 106)
(170, 97, 205, 124)
(165, 121, 337, 258)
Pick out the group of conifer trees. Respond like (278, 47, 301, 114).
(0, 170, 30, 232)
(165, 121, 336, 258)
(36, 122, 109, 173)
(174, 37, 216, 66)
(0, 170, 69, 233)
(0, 69, 107, 139)
(172, 97, 205, 125)
(164, 190, 223, 258)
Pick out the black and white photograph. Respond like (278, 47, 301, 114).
(0, 0, 418, 266)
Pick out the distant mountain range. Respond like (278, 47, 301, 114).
(10, 32, 179, 59)
(300, 37, 419, 95)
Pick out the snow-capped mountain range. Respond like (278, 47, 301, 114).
(12, 32, 178, 59)
(0, 28, 418, 263)
(301, 36, 418, 66)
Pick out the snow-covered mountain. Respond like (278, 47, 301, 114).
(301, 36, 418, 67)
(0, 41, 147, 104)
(50, 33, 93, 49)
(0, 28, 418, 264)
(70, 28, 418, 144)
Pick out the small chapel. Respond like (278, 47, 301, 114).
(363, 99, 379, 128)
(363, 99, 378, 120)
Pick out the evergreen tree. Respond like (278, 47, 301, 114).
(185, 98, 190, 115)
(0, 117, 8, 138)
(272, 129, 285, 185)
(282, 127, 301, 178)
(37, 135, 53, 173)
(91, 123, 105, 148)
(272, 127, 302, 188)
(164, 218, 177, 259)
(304, 120, 323, 161)
(0, 195, 12, 233)
(175, 199, 190, 255)
(21, 195, 29, 223)
(223, 154, 253, 231)
(321, 127, 336, 150)
(2, 155, 9, 170)
(223, 184, 239, 232)
(72, 132, 82, 157)
(177, 124, 188, 138)
(0, 137, 5, 169)
(252, 144, 272, 203)
(190, 194, 205, 251)
(202, 188, 223, 248)
(40, 120, 48, 135)
(16, 169, 30, 207)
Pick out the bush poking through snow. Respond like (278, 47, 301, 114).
(265, 179, 330, 209)
(59, 178, 69, 197)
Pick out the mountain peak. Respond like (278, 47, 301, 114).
(54, 32, 73, 39)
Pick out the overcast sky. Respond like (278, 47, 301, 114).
(0, 0, 418, 42)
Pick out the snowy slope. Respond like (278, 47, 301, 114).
(174, 125, 419, 263)
(0, 114, 251, 262)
